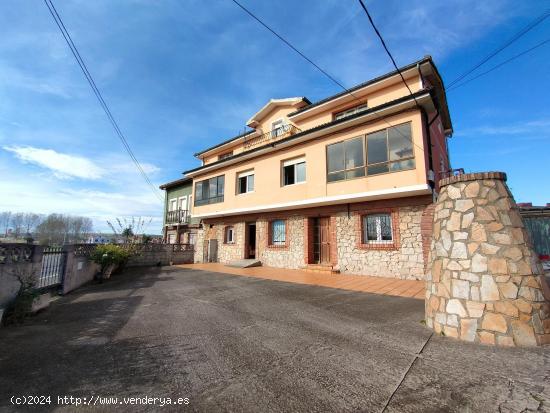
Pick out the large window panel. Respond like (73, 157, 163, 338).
(367, 122, 415, 175)
(194, 175, 225, 206)
(327, 143, 344, 174)
(326, 136, 365, 182)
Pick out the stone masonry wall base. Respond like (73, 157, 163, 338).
(425, 171, 550, 346)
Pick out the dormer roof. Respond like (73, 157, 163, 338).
(246, 97, 310, 128)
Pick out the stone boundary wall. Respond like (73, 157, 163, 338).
(426, 172, 550, 346)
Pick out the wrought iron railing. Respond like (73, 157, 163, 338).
(243, 124, 301, 150)
(166, 209, 190, 225)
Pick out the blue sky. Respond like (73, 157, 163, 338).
(1, 0, 549, 234)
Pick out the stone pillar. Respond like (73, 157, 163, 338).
(426, 172, 550, 346)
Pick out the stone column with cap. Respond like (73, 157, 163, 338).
(425, 172, 550, 346)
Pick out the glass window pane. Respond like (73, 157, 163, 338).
(346, 168, 365, 179)
(388, 123, 413, 161)
(381, 215, 392, 240)
(327, 142, 344, 173)
(367, 164, 389, 175)
(271, 220, 286, 245)
(345, 137, 365, 169)
(209, 178, 217, 198)
(239, 177, 247, 194)
(217, 176, 224, 196)
(327, 171, 345, 182)
(364, 216, 378, 241)
(284, 164, 295, 185)
(390, 159, 416, 172)
(295, 162, 306, 183)
(195, 182, 203, 200)
(248, 174, 254, 192)
(367, 130, 388, 164)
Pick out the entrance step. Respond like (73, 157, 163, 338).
(303, 264, 340, 274)
(226, 259, 262, 268)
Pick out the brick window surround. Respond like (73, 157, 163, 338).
(267, 218, 289, 249)
(355, 208, 400, 250)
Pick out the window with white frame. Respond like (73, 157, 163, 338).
(178, 196, 187, 210)
(169, 198, 178, 211)
(271, 119, 285, 138)
(237, 170, 254, 194)
(362, 213, 393, 244)
(225, 226, 235, 244)
(270, 219, 286, 246)
(282, 157, 306, 186)
(334, 103, 368, 120)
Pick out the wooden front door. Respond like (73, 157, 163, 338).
(246, 222, 257, 259)
(313, 217, 331, 264)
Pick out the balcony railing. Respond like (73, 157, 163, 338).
(166, 209, 190, 225)
(243, 124, 301, 150)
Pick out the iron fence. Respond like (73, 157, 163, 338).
(38, 246, 66, 289)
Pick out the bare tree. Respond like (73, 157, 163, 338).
(10, 212, 24, 238)
(107, 216, 153, 243)
(35, 213, 94, 245)
(0, 211, 12, 237)
(22, 213, 43, 236)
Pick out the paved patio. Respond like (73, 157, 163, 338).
(0, 266, 548, 412)
(178, 263, 426, 299)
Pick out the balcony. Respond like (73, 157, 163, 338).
(166, 209, 190, 225)
(243, 124, 301, 150)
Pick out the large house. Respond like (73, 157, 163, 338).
(159, 177, 200, 244)
(181, 56, 453, 279)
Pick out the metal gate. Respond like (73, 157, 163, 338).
(38, 247, 66, 288)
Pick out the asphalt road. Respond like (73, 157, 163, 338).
(0, 266, 548, 412)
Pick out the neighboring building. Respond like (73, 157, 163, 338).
(182, 56, 453, 279)
(159, 177, 201, 244)
(518, 203, 550, 270)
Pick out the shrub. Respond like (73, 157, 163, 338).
(90, 244, 131, 274)
(3, 267, 39, 325)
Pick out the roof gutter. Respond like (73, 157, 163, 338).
(184, 91, 432, 177)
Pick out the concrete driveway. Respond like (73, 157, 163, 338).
(0, 267, 548, 412)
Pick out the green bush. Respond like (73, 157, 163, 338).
(90, 244, 131, 273)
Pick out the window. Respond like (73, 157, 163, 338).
(219, 151, 233, 160)
(334, 103, 368, 120)
(271, 119, 285, 138)
(178, 196, 187, 210)
(270, 220, 286, 246)
(189, 233, 196, 245)
(362, 213, 393, 244)
(282, 157, 306, 186)
(326, 136, 365, 182)
(237, 170, 254, 194)
(169, 198, 178, 211)
(367, 123, 415, 175)
(224, 226, 235, 244)
(194, 175, 225, 206)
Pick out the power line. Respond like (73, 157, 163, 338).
(43, 0, 163, 203)
(447, 38, 550, 92)
(355, 0, 448, 159)
(229, 0, 428, 155)
(356, 0, 419, 107)
(446, 10, 550, 88)
(230, 0, 354, 97)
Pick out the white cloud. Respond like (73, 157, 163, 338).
(456, 118, 550, 137)
(3, 145, 105, 179)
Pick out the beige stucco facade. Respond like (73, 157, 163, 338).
(184, 56, 453, 279)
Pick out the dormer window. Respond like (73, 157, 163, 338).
(271, 119, 285, 138)
(334, 103, 368, 121)
(219, 151, 233, 160)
